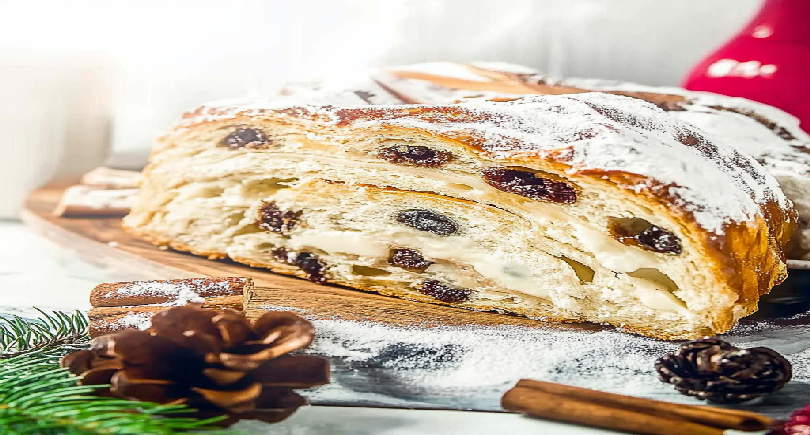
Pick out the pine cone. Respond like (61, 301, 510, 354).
(60, 305, 329, 424)
(655, 339, 791, 404)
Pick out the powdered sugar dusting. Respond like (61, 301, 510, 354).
(107, 278, 237, 306)
(178, 67, 792, 234)
(274, 306, 810, 416)
(111, 312, 152, 331)
(339, 93, 780, 233)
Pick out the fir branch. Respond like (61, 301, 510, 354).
(0, 309, 90, 359)
(0, 353, 235, 435)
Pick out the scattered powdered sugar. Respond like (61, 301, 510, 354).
(257, 303, 810, 416)
(110, 312, 153, 331)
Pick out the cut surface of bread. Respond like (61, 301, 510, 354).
(124, 89, 795, 340)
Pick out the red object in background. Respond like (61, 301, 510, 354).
(682, 0, 810, 133)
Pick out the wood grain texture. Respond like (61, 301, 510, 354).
(21, 181, 601, 331)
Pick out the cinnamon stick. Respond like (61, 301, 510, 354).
(502, 379, 773, 435)
(90, 277, 249, 308)
(88, 277, 251, 337)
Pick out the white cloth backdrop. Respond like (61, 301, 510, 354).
(0, 0, 761, 157)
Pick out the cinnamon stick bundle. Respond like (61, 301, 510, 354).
(88, 277, 250, 337)
(501, 379, 773, 435)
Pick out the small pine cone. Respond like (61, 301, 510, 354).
(655, 339, 791, 404)
(61, 305, 329, 424)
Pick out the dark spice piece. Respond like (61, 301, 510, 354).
(377, 145, 454, 168)
(388, 248, 434, 271)
(396, 209, 459, 236)
(482, 168, 577, 204)
(218, 127, 272, 149)
(655, 339, 792, 404)
(419, 280, 472, 303)
(257, 201, 302, 234)
(609, 218, 682, 255)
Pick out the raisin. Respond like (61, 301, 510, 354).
(395, 210, 459, 236)
(257, 201, 302, 234)
(609, 218, 682, 255)
(377, 145, 453, 167)
(294, 252, 327, 283)
(218, 127, 271, 149)
(271, 247, 289, 262)
(389, 248, 433, 271)
(482, 168, 577, 204)
(419, 280, 472, 303)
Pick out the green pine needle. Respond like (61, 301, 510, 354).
(0, 310, 241, 435)
(0, 309, 90, 359)
(0, 353, 233, 435)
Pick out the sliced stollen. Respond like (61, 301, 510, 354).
(372, 62, 810, 259)
(123, 91, 795, 340)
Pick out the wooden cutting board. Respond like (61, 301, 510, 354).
(21, 182, 810, 416)
(20, 181, 600, 332)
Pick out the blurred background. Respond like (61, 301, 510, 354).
(0, 0, 773, 217)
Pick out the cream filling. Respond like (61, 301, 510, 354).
(287, 227, 685, 312)
(287, 229, 551, 298)
(571, 225, 660, 273)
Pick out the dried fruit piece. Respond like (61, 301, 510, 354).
(419, 280, 471, 303)
(482, 168, 577, 204)
(609, 217, 682, 255)
(377, 145, 453, 168)
(388, 248, 434, 271)
(219, 127, 272, 149)
(396, 209, 459, 236)
(294, 253, 327, 283)
(271, 247, 290, 262)
(257, 201, 302, 234)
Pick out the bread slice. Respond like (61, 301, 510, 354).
(373, 62, 810, 259)
(124, 91, 794, 340)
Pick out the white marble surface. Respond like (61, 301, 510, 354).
(0, 220, 625, 435)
